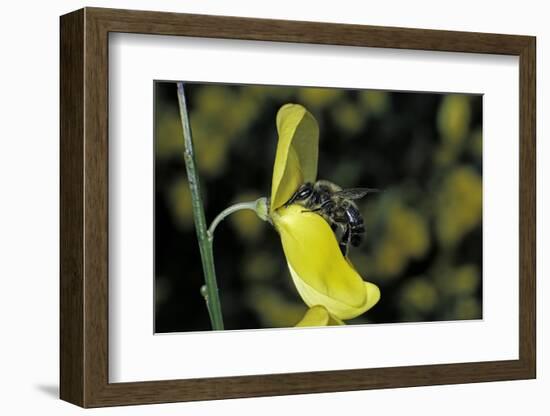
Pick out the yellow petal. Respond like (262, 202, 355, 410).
(270, 104, 319, 210)
(289, 264, 380, 320)
(274, 204, 380, 320)
(295, 305, 330, 327)
(295, 306, 347, 327)
(328, 315, 346, 326)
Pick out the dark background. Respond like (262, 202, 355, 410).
(154, 81, 482, 333)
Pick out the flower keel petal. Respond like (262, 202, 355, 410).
(295, 305, 330, 327)
(274, 205, 380, 320)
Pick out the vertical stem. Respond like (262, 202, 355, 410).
(176, 82, 224, 330)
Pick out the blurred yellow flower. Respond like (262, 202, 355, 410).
(453, 297, 481, 320)
(400, 277, 438, 315)
(168, 175, 195, 229)
(230, 191, 265, 242)
(269, 104, 380, 326)
(359, 91, 390, 116)
(246, 287, 306, 328)
(297, 87, 342, 109)
(436, 166, 482, 247)
(438, 94, 471, 147)
(371, 200, 429, 279)
(435, 94, 472, 166)
(468, 128, 483, 160)
(331, 102, 365, 135)
(156, 110, 184, 159)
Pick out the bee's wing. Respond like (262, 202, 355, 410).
(334, 188, 379, 200)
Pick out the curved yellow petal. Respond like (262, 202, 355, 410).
(360, 281, 381, 316)
(295, 305, 347, 327)
(328, 315, 346, 326)
(274, 204, 380, 320)
(295, 305, 330, 327)
(289, 265, 380, 320)
(270, 104, 319, 210)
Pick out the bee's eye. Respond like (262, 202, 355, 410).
(296, 187, 312, 200)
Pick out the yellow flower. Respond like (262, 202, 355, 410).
(269, 104, 380, 327)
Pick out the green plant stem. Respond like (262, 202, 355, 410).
(176, 82, 224, 330)
(208, 200, 260, 241)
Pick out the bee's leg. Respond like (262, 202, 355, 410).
(301, 207, 323, 214)
(339, 225, 352, 257)
(350, 226, 365, 247)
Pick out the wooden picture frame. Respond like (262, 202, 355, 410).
(60, 7, 536, 408)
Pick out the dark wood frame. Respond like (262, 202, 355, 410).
(60, 7, 536, 408)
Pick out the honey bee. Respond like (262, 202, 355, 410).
(285, 180, 378, 256)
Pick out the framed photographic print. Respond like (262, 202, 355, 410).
(60, 7, 536, 408)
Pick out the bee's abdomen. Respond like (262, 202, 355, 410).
(345, 205, 363, 226)
(345, 205, 365, 247)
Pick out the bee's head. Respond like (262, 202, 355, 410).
(285, 182, 313, 206)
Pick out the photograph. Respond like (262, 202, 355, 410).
(154, 81, 483, 333)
